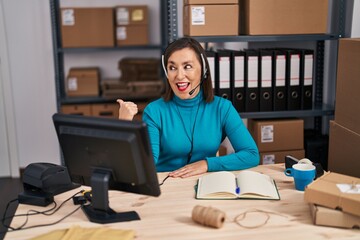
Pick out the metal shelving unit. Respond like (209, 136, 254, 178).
(49, 0, 168, 110)
(164, 0, 353, 131)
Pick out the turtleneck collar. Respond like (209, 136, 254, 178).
(172, 90, 203, 108)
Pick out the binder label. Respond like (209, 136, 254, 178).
(261, 125, 273, 143)
(191, 7, 205, 25)
(261, 56, 272, 87)
(276, 56, 286, 87)
(304, 54, 313, 86)
(290, 54, 300, 86)
(235, 56, 244, 87)
(208, 57, 215, 89)
(248, 56, 258, 88)
(220, 57, 230, 88)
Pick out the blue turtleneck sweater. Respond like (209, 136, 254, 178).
(142, 91, 259, 172)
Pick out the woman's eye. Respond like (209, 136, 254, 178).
(184, 64, 192, 69)
(169, 66, 176, 71)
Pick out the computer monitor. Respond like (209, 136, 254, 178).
(52, 113, 161, 224)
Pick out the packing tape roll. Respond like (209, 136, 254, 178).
(191, 205, 226, 228)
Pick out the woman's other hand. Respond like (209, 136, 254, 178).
(117, 99, 138, 121)
(169, 160, 208, 178)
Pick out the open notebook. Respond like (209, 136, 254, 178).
(196, 170, 280, 200)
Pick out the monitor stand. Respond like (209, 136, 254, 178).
(81, 169, 140, 224)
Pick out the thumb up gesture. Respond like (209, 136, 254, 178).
(117, 99, 138, 121)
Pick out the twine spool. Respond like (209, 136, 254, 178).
(191, 205, 226, 228)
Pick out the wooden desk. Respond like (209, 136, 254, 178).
(5, 164, 359, 239)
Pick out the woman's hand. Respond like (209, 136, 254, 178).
(169, 160, 208, 178)
(117, 99, 138, 121)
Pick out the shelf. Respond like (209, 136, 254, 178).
(60, 95, 160, 105)
(59, 45, 163, 53)
(192, 34, 339, 43)
(240, 104, 334, 119)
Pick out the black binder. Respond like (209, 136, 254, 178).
(259, 50, 273, 111)
(300, 49, 314, 110)
(272, 50, 287, 111)
(231, 50, 246, 113)
(215, 50, 232, 100)
(244, 49, 259, 112)
(205, 50, 217, 94)
(285, 49, 301, 110)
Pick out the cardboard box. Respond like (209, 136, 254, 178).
(304, 172, 360, 217)
(248, 119, 304, 152)
(115, 5, 148, 25)
(335, 38, 360, 135)
(66, 68, 100, 97)
(60, 8, 115, 47)
(91, 104, 119, 118)
(116, 25, 149, 46)
(328, 121, 360, 178)
(240, 0, 328, 35)
(61, 104, 92, 116)
(260, 149, 305, 165)
(183, 4, 238, 36)
(309, 204, 360, 229)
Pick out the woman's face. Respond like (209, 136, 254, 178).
(166, 47, 202, 100)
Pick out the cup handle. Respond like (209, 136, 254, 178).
(284, 168, 293, 176)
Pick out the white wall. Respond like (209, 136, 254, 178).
(352, 0, 360, 37)
(2, 0, 59, 167)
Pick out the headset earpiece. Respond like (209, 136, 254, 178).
(161, 55, 168, 78)
(200, 53, 208, 79)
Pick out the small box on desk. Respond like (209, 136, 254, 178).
(248, 119, 304, 152)
(183, 3, 238, 36)
(60, 8, 115, 47)
(309, 204, 360, 229)
(304, 172, 360, 217)
(66, 68, 100, 97)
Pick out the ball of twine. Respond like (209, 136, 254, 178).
(191, 205, 226, 229)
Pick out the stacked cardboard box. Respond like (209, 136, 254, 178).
(66, 68, 100, 97)
(61, 103, 119, 119)
(60, 8, 115, 47)
(183, 0, 238, 36)
(328, 38, 360, 178)
(248, 119, 304, 164)
(240, 0, 328, 35)
(304, 172, 360, 229)
(115, 5, 149, 46)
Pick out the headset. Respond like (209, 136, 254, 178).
(161, 53, 208, 95)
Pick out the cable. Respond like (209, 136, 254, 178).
(1, 190, 84, 233)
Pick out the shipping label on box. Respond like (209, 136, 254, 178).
(304, 172, 360, 217)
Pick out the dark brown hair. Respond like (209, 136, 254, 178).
(162, 37, 214, 102)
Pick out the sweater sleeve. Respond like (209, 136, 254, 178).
(142, 105, 160, 165)
(206, 102, 259, 171)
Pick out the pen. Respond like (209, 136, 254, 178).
(236, 187, 240, 194)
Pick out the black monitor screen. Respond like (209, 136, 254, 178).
(52, 113, 160, 223)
